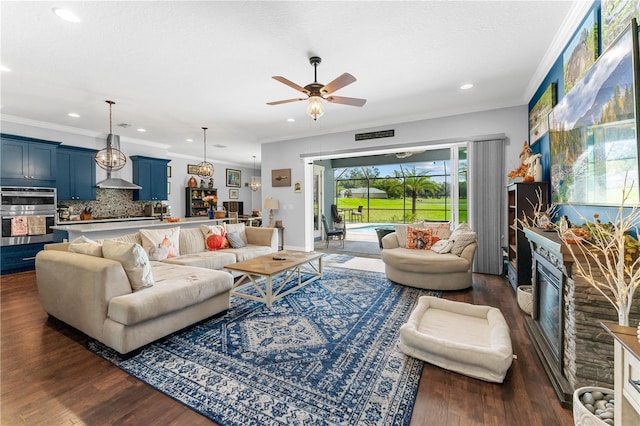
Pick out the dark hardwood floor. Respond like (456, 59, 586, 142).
(1, 268, 573, 425)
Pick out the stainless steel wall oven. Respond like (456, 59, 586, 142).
(1, 186, 56, 246)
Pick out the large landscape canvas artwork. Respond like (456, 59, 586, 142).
(563, 8, 598, 95)
(549, 27, 638, 205)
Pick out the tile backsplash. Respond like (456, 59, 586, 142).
(60, 189, 147, 218)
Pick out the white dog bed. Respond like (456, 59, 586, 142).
(399, 296, 513, 383)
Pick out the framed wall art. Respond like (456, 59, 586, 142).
(272, 168, 291, 187)
(562, 7, 598, 95)
(187, 164, 199, 174)
(549, 27, 637, 206)
(529, 82, 557, 145)
(602, 0, 640, 52)
(229, 188, 239, 199)
(226, 169, 241, 187)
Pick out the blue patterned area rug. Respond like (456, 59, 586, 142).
(321, 253, 355, 263)
(89, 267, 440, 426)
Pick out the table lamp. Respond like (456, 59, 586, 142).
(264, 198, 279, 228)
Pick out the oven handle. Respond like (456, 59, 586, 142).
(1, 192, 56, 197)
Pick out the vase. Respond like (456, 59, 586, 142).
(533, 158, 543, 182)
(208, 205, 214, 219)
(573, 386, 614, 425)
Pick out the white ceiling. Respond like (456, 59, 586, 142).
(1, 1, 583, 167)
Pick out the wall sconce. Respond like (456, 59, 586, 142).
(264, 198, 279, 227)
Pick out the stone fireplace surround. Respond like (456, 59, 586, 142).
(523, 227, 640, 407)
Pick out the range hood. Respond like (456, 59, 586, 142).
(96, 169, 141, 190)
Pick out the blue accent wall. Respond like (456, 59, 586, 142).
(527, 1, 638, 224)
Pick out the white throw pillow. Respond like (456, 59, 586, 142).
(102, 240, 154, 291)
(68, 236, 103, 257)
(450, 231, 477, 256)
(431, 239, 454, 254)
(224, 223, 247, 244)
(139, 227, 180, 258)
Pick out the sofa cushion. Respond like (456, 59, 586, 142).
(68, 236, 103, 257)
(106, 232, 142, 245)
(420, 222, 452, 239)
(450, 231, 477, 256)
(431, 239, 454, 254)
(226, 232, 245, 248)
(102, 240, 154, 291)
(224, 223, 248, 244)
(406, 226, 433, 250)
(140, 227, 180, 258)
(381, 247, 470, 274)
(162, 250, 237, 270)
(224, 244, 273, 262)
(201, 225, 230, 250)
(179, 228, 206, 254)
(107, 262, 232, 326)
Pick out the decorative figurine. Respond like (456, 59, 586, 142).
(208, 178, 214, 189)
(200, 178, 205, 188)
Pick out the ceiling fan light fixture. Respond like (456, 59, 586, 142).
(196, 127, 214, 179)
(307, 96, 324, 121)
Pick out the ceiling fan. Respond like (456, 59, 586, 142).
(267, 56, 367, 120)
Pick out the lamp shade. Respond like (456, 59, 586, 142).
(264, 198, 279, 210)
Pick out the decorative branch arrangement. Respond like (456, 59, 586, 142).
(556, 186, 640, 326)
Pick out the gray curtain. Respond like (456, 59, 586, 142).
(468, 138, 504, 275)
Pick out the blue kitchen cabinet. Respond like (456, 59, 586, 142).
(0, 243, 45, 274)
(56, 146, 97, 200)
(1, 134, 60, 187)
(131, 155, 170, 201)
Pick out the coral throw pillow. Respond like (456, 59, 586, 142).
(202, 225, 230, 250)
(405, 226, 433, 250)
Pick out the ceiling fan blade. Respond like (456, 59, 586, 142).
(266, 98, 307, 106)
(326, 96, 367, 107)
(321, 73, 356, 95)
(272, 76, 309, 95)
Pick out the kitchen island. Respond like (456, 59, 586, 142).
(52, 217, 228, 242)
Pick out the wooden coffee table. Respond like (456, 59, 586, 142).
(226, 250, 323, 308)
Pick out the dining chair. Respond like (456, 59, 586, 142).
(352, 205, 363, 222)
(322, 214, 345, 248)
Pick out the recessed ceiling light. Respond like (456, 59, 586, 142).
(52, 8, 80, 23)
(287, 118, 295, 122)
(67, 113, 80, 118)
(460, 83, 474, 90)
(137, 128, 146, 132)
(1, 65, 11, 72)
(213, 144, 227, 149)
(186, 138, 193, 142)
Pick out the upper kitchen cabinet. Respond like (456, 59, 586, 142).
(131, 155, 170, 201)
(56, 146, 97, 201)
(1, 134, 61, 187)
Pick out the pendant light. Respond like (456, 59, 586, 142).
(95, 100, 127, 171)
(196, 127, 214, 178)
(249, 155, 261, 191)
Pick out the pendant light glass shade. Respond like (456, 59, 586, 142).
(196, 127, 214, 178)
(249, 155, 261, 191)
(95, 100, 127, 171)
(307, 96, 324, 121)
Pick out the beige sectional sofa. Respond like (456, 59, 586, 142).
(35, 224, 278, 354)
(381, 222, 477, 290)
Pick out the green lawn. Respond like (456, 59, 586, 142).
(336, 197, 467, 223)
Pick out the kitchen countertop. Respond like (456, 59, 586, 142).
(52, 217, 229, 242)
(56, 216, 158, 225)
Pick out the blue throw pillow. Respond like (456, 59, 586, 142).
(226, 232, 245, 248)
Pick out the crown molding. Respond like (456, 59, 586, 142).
(524, 0, 595, 102)
(1, 114, 171, 150)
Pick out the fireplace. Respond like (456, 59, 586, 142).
(534, 255, 563, 365)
